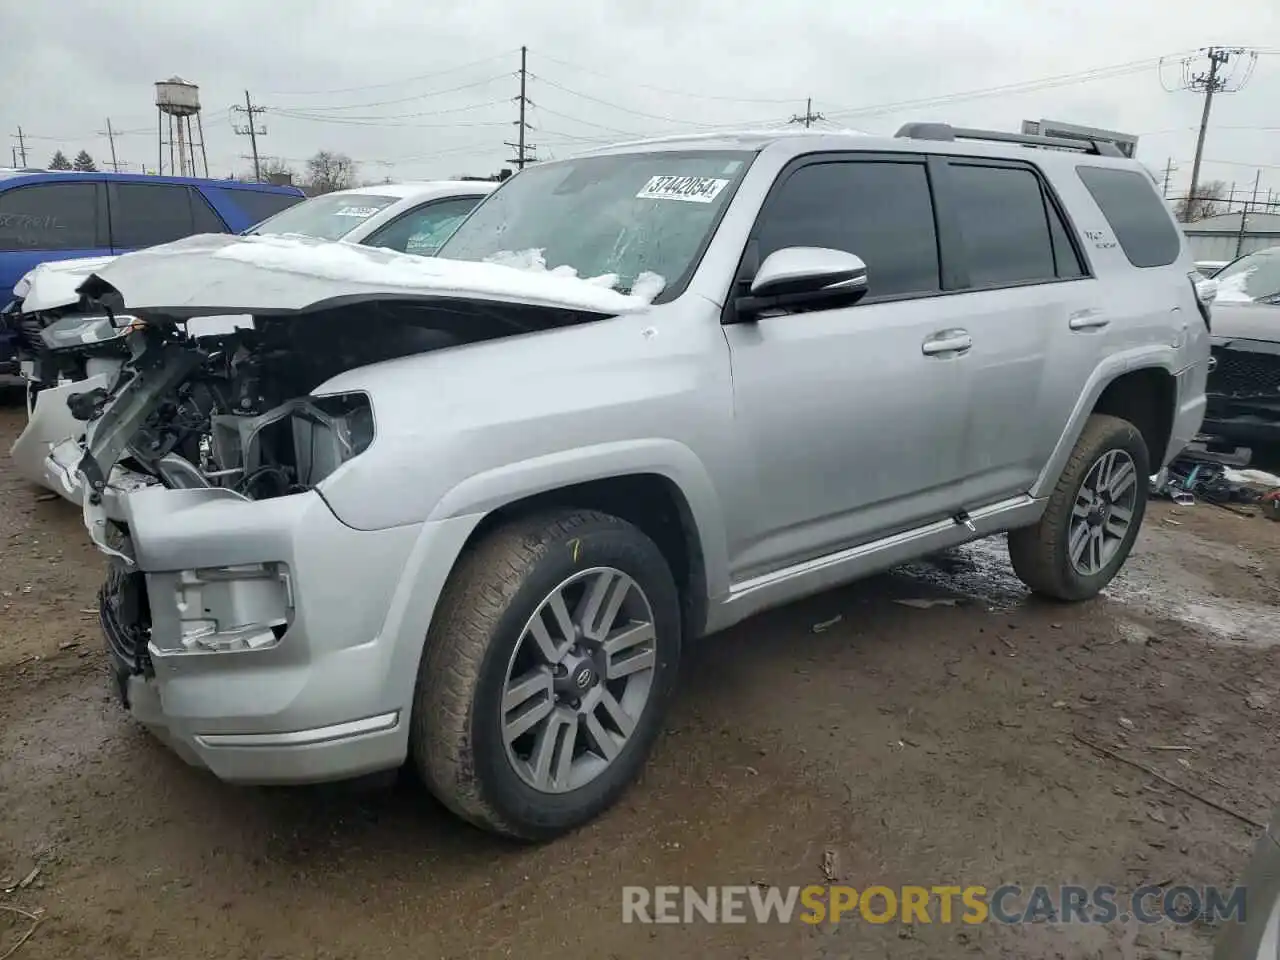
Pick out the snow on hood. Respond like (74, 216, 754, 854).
(16, 255, 119, 312)
(82, 234, 656, 317)
(1214, 266, 1257, 304)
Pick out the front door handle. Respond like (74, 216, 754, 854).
(1069, 309, 1111, 331)
(922, 329, 973, 357)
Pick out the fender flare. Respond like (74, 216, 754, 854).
(1031, 346, 1182, 499)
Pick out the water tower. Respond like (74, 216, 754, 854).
(155, 77, 208, 178)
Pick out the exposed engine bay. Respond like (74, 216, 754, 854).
(111, 316, 391, 500)
(68, 294, 602, 504)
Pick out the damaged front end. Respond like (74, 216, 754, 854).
(55, 233, 639, 781)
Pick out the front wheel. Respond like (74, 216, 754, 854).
(1009, 413, 1149, 601)
(411, 509, 681, 840)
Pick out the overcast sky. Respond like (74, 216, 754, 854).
(3, 0, 1278, 202)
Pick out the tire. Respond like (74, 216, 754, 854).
(411, 509, 681, 840)
(1008, 413, 1150, 601)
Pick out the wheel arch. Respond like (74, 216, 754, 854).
(424, 440, 728, 641)
(1031, 351, 1180, 500)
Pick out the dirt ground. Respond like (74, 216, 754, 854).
(1, 391, 1277, 960)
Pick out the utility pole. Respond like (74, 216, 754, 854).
(1234, 169, 1263, 259)
(102, 118, 120, 172)
(1178, 47, 1257, 221)
(12, 127, 27, 167)
(1161, 158, 1176, 198)
(231, 91, 267, 181)
(789, 97, 825, 129)
(506, 46, 537, 169)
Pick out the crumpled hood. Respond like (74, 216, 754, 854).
(16, 255, 119, 312)
(1210, 301, 1280, 345)
(77, 233, 654, 318)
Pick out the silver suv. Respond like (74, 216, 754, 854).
(54, 124, 1209, 839)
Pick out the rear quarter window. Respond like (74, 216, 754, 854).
(204, 187, 304, 229)
(1076, 166, 1181, 268)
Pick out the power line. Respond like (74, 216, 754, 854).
(531, 52, 805, 105)
(283, 74, 513, 113)
(11, 127, 27, 166)
(271, 99, 509, 125)
(265, 50, 519, 97)
(529, 73, 780, 128)
(821, 56, 1175, 121)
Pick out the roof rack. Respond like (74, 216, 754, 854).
(894, 122, 1124, 158)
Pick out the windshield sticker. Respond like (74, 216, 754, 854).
(636, 175, 730, 204)
(333, 205, 380, 218)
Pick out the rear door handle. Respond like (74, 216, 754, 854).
(1069, 309, 1110, 331)
(922, 329, 973, 357)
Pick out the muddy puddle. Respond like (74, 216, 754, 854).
(894, 525, 1280, 649)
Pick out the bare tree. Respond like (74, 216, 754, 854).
(1175, 179, 1228, 221)
(304, 151, 357, 195)
(48, 150, 72, 170)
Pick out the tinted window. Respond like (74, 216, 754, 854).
(189, 189, 227, 233)
(365, 196, 484, 255)
(110, 183, 196, 248)
(208, 187, 304, 229)
(756, 161, 940, 299)
(1077, 166, 1181, 268)
(0, 182, 97, 251)
(1047, 194, 1087, 279)
(950, 164, 1056, 286)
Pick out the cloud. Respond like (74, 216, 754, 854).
(2, 0, 1277, 200)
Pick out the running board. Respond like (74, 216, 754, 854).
(710, 495, 1043, 631)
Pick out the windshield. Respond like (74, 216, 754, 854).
(436, 150, 754, 300)
(247, 193, 399, 241)
(1215, 247, 1280, 302)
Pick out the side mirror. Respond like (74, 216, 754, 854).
(750, 247, 867, 297)
(729, 247, 869, 323)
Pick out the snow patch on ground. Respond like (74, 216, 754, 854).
(209, 235, 653, 314)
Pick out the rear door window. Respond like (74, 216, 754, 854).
(0, 182, 98, 251)
(948, 163, 1059, 286)
(109, 182, 198, 248)
(1076, 166, 1181, 268)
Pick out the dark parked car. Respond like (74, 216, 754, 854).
(1200, 247, 1280, 447)
(0, 169, 304, 371)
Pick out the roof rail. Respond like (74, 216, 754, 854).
(894, 122, 1124, 158)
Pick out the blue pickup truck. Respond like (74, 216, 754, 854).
(0, 169, 303, 371)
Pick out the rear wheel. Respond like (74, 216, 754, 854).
(1009, 414, 1149, 601)
(411, 509, 681, 840)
